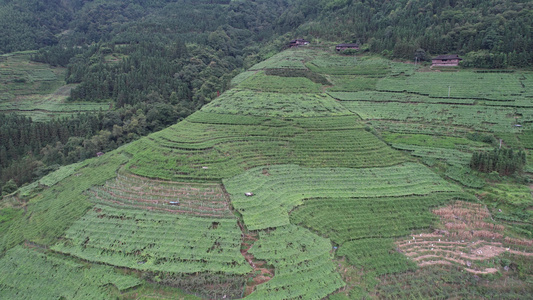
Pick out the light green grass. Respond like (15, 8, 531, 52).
(52, 204, 251, 274)
(238, 71, 323, 93)
(224, 163, 460, 230)
(246, 225, 345, 299)
(0, 246, 141, 299)
(202, 89, 351, 117)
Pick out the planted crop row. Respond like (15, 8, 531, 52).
(246, 225, 345, 299)
(340, 100, 521, 132)
(0, 152, 129, 252)
(326, 76, 379, 92)
(370, 120, 474, 137)
(202, 89, 351, 117)
(0, 246, 141, 299)
(337, 238, 417, 276)
(382, 133, 489, 150)
(328, 91, 476, 105)
(391, 144, 472, 165)
(38, 161, 87, 187)
(52, 204, 251, 274)
(186, 111, 270, 126)
(444, 165, 486, 188)
(89, 173, 233, 218)
(238, 71, 323, 93)
(306, 56, 391, 76)
(124, 117, 404, 181)
(377, 72, 529, 101)
(290, 192, 471, 244)
(224, 163, 460, 230)
(248, 48, 314, 70)
(376, 264, 532, 299)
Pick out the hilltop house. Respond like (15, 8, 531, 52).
(336, 43, 359, 51)
(289, 39, 310, 48)
(432, 55, 462, 67)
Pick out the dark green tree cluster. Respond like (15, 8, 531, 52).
(470, 148, 526, 175)
(0, 0, 74, 54)
(288, 0, 533, 68)
(0, 104, 178, 195)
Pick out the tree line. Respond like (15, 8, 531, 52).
(288, 0, 533, 68)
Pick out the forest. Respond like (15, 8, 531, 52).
(1, 0, 532, 192)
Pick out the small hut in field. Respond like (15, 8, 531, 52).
(432, 54, 462, 67)
(335, 43, 359, 51)
(289, 39, 310, 48)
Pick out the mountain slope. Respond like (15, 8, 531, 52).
(2, 46, 533, 299)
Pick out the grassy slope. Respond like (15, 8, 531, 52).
(1, 47, 533, 299)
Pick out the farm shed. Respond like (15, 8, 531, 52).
(432, 54, 462, 67)
(336, 43, 359, 51)
(289, 39, 310, 48)
(96, 152, 104, 157)
(168, 201, 179, 205)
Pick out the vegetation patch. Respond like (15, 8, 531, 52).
(246, 225, 345, 299)
(238, 71, 323, 93)
(52, 204, 250, 274)
(90, 173, 233, 218)
(0, 246, 141, 299)
(264, 68, 331, 85)
(225, 163, 460, 231)
(203, 89, 349, 117)
(124, 114, 404, 181)
(445, 165, 486, 188)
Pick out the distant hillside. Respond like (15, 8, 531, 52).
(2, 47, 533, 299)
(275, 0, 532, 68)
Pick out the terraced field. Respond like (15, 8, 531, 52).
(0, 246, 141, 299)
(225, 163, 460, 230)
(3, 47, 533, 299)
(0, 52, 107, 121)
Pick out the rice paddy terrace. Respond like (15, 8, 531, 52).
(2, 47, 533, 299)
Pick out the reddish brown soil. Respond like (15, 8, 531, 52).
(397, 201, 533, 275)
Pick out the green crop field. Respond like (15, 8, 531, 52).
(246, 225, 345, 299)
(0, 52, 107, 120)
(238, 71, 324, 93)
(3, 47, 533, 299)
(202, 89, 351, 117)
(376, 72, 531, 101)
(123, 112, 405, 181)
(0, 246, 141, 299)
(224, 163, 460, 230)
(52, 204, 250, 274)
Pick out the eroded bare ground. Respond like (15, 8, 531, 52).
(238, 227, 274, 297)
(397, 201, 533, 274)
